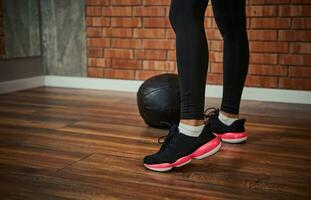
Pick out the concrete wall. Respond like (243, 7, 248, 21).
(40, 0, 87, 77)
(0, 0, 43, 82)
(0, 0, 87, 82)
(2, 0, 41, 58)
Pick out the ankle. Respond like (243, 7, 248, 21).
(218, 111, 239, 126)
(178, 120, 205, 137)
(220, 111, 239, 119)
(180, 119, 205, 126)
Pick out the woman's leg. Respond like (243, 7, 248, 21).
(169, 0, 209, 124)
(143, 0, 223, 172)
(211, 0, 249, 115)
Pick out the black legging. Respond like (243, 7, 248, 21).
(169, 0, 249, 119)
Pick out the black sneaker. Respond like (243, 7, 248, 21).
(204, 107, 248, 143)
(143, 121, 221, 172)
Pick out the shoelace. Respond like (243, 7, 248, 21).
(204, 107, 219, 124)
(157, 121, 180, 152)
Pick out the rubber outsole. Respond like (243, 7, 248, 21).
(213, 132, 248, 144)
(144, 138, 222, 172)
(221, 137, 247, 143)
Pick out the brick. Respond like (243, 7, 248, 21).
(88, 48, 103, 58)
(143, 18, 171, 28)
(88, 67, 104, 77)
(204, 18, 216, 29)
(209, 63, 222, 73)
(133, 7, 165, 16)
(210, 63, 288, 77)
(87, 6, 102, 16)
(207, 73, 223, 85)
(135, 50, 167, 60)
(111, 38, 142, 49)
(210, 41, 223, 51)
(88, 58, 110, 67)
(250, 18, 290, 29)
(245, 76, 278, 88)
(111, 0, 142, 6)
(248, 64, 288, 76)
(246, 6, 278, 16)
(279, 54, 311, 66)
(111, 17, 141, 27)
(87, 27, 103, 37)
(87, 17, 110, 27)
(86, 0, 109, 6)
(249, 41, 289, 53)
(292, 18, 311, 29)
(133, 28, 165, 38)
(279, 30, 311, 42)
(279, 78, 311, 90)
(205, 6, 214, 17)
(143, 39, 175, 50)
(135, 70, 166, 80)
(205, 29, 222, 40)
(291, 0, 311, 4)
(103, 68, 136, 79)
(166, 29, 176, 39)
(209, 52, 223, 63)
(250, 53, 278, 64)
(279, 5, 311, 16)
(290, 43, 311, 54)
(111, 59, 142, 69)
(289, 67, 311, 78)
(248, 0, 289, 4)
(104, 49, 134, 59)
(143, 60, 175, 71)
(247, 30, 277, 41)
(103, 28, 133, 38)
(88, 38, 110, 48)
(143, 0, 170, 6)
(167, 50, 176, 61)
(102, 7, 132, 16)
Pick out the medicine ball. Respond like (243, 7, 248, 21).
(137, 73, 180, 129)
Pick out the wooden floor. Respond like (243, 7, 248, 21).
(0, 87, 311, 200)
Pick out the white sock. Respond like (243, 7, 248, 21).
(218, 111, 238, 126)
(178, 122, 205, 137)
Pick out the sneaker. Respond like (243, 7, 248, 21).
(143, 121, 221, 172)
(204, 107, 248, 143)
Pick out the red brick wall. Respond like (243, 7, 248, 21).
(86, 0, 311, 91)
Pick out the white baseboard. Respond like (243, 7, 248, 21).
(204, 84, 311, 104)
(1, 75, 310, 105)
(0, 76, 45, 94)
(45, 75, 141, 92)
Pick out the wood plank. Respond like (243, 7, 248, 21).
(0, 86, 310, 200)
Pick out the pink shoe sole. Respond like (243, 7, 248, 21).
(144, 137, 222, 172)
(213, 132, 248, 143)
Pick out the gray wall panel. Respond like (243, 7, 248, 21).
(40, 0, 87, 77)
(2, 0, 41, 58)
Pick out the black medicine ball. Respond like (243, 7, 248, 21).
(137, 73, 180, 129)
